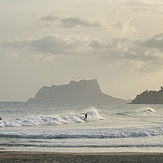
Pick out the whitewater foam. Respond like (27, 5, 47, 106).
(0, 108, 103, 127)
(139, 107, 159, 114)
(116, 107, 159, 117)
(1, 103, 163, 153)
(1, 126, 163, 139)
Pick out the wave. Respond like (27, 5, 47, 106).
(139, 107, 159, 114)
(116, 107, 159, 117)
(0, 108, 104, 127)
(1, 126, 163, 139)
(1, 142, 163, 148)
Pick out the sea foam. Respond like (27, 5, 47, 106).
(1, 126, 163, 139)
(0, 108, 103, 127)
(116, 107, 159, 117)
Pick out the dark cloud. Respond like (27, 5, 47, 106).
(88, 33, 163, 72)
(60, 17, 101, 28)
(1, 35, 83, 55)
(40, 14, 104, 28)
(89, 36, 163, 61)
(1, 33, 163, 72)
(141, 33, 163, 51)
(89, 39, 111, 49)
(2, 33, 163, 59)
(41, 15, 59, 22)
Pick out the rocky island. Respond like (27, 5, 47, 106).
(28, 79, 126, 104)
(132, 87, 163, 104)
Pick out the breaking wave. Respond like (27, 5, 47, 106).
(116, 107, 159, 117)
(139, 107, 158, 114)
(1, 126, 163, 139)
(0, 108, 103, 127)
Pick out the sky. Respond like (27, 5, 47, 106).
(0, 0, 163, 101)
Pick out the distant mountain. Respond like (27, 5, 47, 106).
(28, 79, 127, 104)
(131, 87, 163, 104)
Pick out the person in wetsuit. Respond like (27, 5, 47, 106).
(84, 113, 87, 121)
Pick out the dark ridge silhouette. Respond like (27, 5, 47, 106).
(28, 79, 127, 104)
(132, 86, 163, 104)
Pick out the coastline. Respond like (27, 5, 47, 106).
(1, 151, 163, 163)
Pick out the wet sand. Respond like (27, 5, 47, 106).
(0, 151, 163, 163)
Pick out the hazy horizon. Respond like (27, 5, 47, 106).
(1, 0, 163, 101)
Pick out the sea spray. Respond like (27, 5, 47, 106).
(139, 107, 159, 114)
(115, 107, 159, 117)
(1, 102, 163, 152)
(0, 108, 103, 127)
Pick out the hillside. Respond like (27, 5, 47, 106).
(132, 87, 163, 104)
(28, 79, 126, 104)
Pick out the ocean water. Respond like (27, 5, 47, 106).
(0, 102, 163, 153)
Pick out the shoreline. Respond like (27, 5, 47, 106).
(1, 151, 163, 163)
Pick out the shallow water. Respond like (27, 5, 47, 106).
(0, 102, 163, 153)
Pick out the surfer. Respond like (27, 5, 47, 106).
(0, 117, 2, 120)
(84, 113, 87, 121)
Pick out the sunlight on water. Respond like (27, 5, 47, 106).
(0, 102, 163, 152)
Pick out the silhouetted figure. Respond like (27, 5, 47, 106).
(84, 113, 87, 121)
(0, 117, 2, 120)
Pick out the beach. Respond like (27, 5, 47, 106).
(0, 151, 163, 163)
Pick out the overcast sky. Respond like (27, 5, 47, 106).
(1, 0, 163, 101)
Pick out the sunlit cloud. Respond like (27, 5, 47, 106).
(40, 14, 138, 39)
(1, 32, 163, 72)
(111, 17, 138, 39)
(113, 0, 163, 14)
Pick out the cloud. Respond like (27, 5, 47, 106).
(89, 33, 163, 72)
(1, 33, 163, 72)
(40, 14, 137, 39)
(1, 35, 84, 56)
(28, 54, 54, 62)
(40, 14, 106, 28)
(111, 17, 138, 39)
(141, 33, 163, 51)
(41, 15, 59, 22)
(60, 17, 101, 28)
(113, 0, 163, 14)
(89, 37, 163, 61)
(112, 17, 132, 30)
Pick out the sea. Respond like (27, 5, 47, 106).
(0, 102, 163, 153)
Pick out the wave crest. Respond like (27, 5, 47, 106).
(1, 126, 163, 139)
(116, 107, 159, 117)
(0, 108, 103, 127)
(140, 107, 158, 114)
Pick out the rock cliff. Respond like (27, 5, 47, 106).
(28, 79, 126, 104)
(132, 87, 163, 104)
